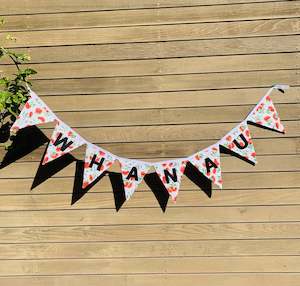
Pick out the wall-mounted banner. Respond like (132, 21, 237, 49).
(118, 158, 152, 200)
(219, 121, 256, 165)
(154, 159, 187, 202)
(188, 144, 222, 188)
(42, 120, 86, 165)
(82, 143, 116, 189)
(11, 89, 57, 133)
(10, 84, 289, 205)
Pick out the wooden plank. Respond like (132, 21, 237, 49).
(40, 87, 300, 111)
(0, 188, 300, 211)
(0, 171, 299, 195)
(1, 137, 297, 163)
(0, 0, 286, 15)
(31, 70, 299, 95)
(2, 18, 299, 48)
(2, 2, 299, 31)
(0, 274, 299, 286)
(1, 205, 300, 227)
(36, 120, 299, 143)
(1, 256, 300, 276)
(3, 53, 299, 79)
(9, 35, 299, 63)
(42, 104, 300, 127)
(0, 154, 298, 179)
(1, 239, 300, 259)
(0, 222, 300, 243)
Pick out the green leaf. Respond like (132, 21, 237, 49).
(22, 68, 37, 76)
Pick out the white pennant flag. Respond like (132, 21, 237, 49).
(188, 145, 222, 188)
(219, 121, 257, 164)
(11, 89, 57, 133)
(246, 85, 289, 133)
(82, 144, 116, 189)
(118, 158, 152, 200)
(42, 120, 86, 165)
(154, 159, 187, 202)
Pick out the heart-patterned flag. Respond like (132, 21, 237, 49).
(82, 143, 116, 189)
(220, 121, 256, 164)
(118, 158, 152, 200)
(10, 89, 57, 133)
(246, 85, 288, 133)
(188, 144, 222, 188)
(154, 159, 187, 202)
(42, 120, 86, 165)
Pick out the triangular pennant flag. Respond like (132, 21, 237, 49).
(118, 158, 152, 200)
(246, 88, 286, 133)
(82, 144, 116, 189)
(11, 89, 57, 133)
(154, 159, 187, 202)
(188, 145, 222, 188)
(220, 121, 257, 164)
(42, 120, 86, 165)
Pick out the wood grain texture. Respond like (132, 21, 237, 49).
(3, 53, 300, 79)
(2, 2, 299, 31)
(7, 35, 298, 63)
(0, 0, 288, 15)
(1, 222, 300, 243)
(40, 87, 300, 111)
(0, 274, 299, 286)
(2, 18, 300, 48)
(0, 0, 299, 284)
(0, 239, 300, 259)
(2, 256, 300, 276)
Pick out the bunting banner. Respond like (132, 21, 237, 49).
(11, 89, 57, 133)
(82, 143, 116, 189)
(154, 159, 187, 202)
(219, 121, 257, 165)
(246, 89, 285, 133)
(118, 158, 152, 200)
(9, 84, 289, 206)
(188, 144, 222, 188)
(42, 120, 86, 165)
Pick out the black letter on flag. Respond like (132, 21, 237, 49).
(89, 154, 105, 171)
(53, 132, 74, 151)
(205, 157, 218, 173)
(126, 167, 139, 181)
(233, 133, 248, 150)
(164, 168, 178, 184)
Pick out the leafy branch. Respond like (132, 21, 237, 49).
(0, 18, 37, 149)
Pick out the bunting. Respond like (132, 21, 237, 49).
(154, 159, 187, 202)
(118, 158, 152, 200)
(219, 121, 257, 164)
(11, 89, 57, 133)
(188, 144, 222, 188)
(82, 143, 116, 189)
(42, 120, 86, 165)
(7, 84, 289, 207)
(246, 91, 285, 133)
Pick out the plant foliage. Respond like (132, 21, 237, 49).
(0, 19, 37, 148)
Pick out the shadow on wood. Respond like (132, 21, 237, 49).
(31, 142, 76, 190)
(220, 145, 256, 166)
(184, 161, 212, 198)
(71, 160, 106, 205)
(0, 126, 48, 169)
(247, 121, 285, 134)
(144, 172, 169, 212)
(108, 172, 126, 212)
